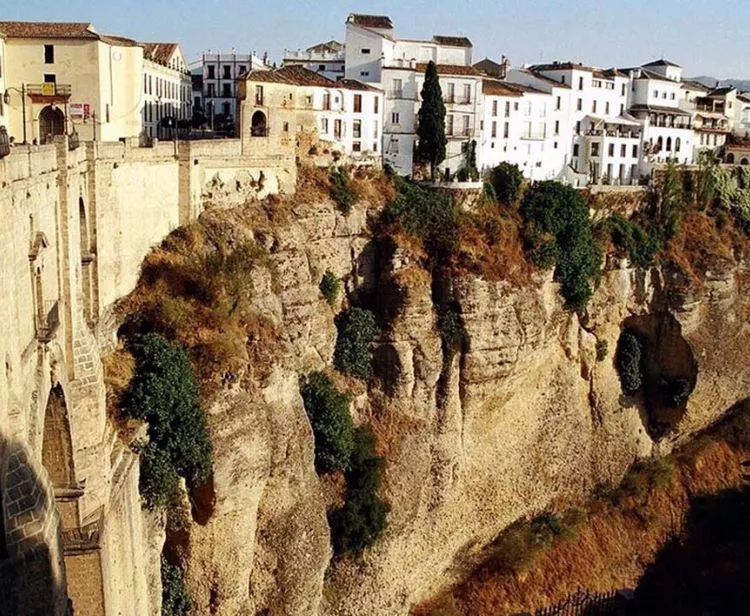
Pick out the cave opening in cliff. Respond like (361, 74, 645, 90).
(616, 314, 698, 440)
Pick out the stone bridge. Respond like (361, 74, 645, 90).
(0, 136, 295, 615)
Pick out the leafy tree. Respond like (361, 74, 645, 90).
(319, 270, 341, 307)
(123, 334, 213, 508)
(330, 167, 356, 214)
(488, 162, 525, 205)
(658, 159, 688, 239)
(416, 61, 447, 181)
(606, 214, 662, 268)
(161, 557, 192, 616)
(617, 331, 643, 395)
(300, 372, 354, 474)
(333, 308, 379, 380)
(458, 140, 479, 181)
(520, 182, 602, 311)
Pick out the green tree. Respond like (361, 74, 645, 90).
(617, 331, 643, 395)
(333, 308, 379, 380)
(123, 334, 213, 508)
(659, 159, 687, 239)
(300, 372, 354, 474)
(488, 162, 524, 205)
(161, 557, 192, 616)
(319, 270, 341, 307)
(416, 61, 447, 181)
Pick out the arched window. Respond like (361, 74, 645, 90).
(666, 137, 672, 151)
(38, 105, 66, 143)
(741, 158, 749, 166)
(251, 110, 267, 137)
(656, 136, 663, 151)
(727, 153, 736, 164)
(675, 137, 681, 153)
(42, 385, 75, 488)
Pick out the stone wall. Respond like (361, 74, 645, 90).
(0, 135, 295, 615)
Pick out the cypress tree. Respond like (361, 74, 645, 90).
(416, 61, 447, 181)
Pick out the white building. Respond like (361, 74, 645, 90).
(140, 42, 191, 140)
(282, 40, 345, 81)
(192, 51, 269, 131)
(344, 13, 480, 177)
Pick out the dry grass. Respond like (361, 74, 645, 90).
(414, 409, 750, 616)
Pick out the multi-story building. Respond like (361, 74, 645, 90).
(192, 51, 269, 131)
(140, 42, 191, 140)
(0, 21, 144, 143)
(344, 13, 480, 177)
(239, 65, 383, 159)
(282, 40, 345, 81)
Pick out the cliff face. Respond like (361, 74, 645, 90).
(129, 194, 750, 616)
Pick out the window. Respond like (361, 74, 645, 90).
(222, 83, 231, 97)
(446, 114, 454, 135)
(504, 101, 510, 117)
(239, 65, 247, 75)
(462, 115, 470, 136)
(323, 92, 331, 110)
(670, 92, 676, 100)
(374, 120, 378, 136)
(556, 96, 561, 110)
(353, 120, 362, 138)
(491, 121, 497, 138)
(653, 90, 659, 98)
(462, 84, 471, 103)
(321, 118, 329, 133)
(353, 141, 361, 152)
(283, 122, 289, 132)
(208, 83, 216, 97)
(577, 98, 582, 111)
(554, 141, 558, 149)
(106, 104, 110, 123)
(608, 143, 614, 156)
(492, 100, 498, 116)
(620, 144, 626, 157)
(360, 71, 369, 77)
(503, 122, 509, 138)
(573, 143, 580, 156)
(392, 78, 402, 97)
(591, 142, 600, 156)
(605, 102, 610, 115)
(578, 76, 584, 90)
(255, 85, 263, 105)
(675, 137, 681, 152)
(44, 74, 56, 83)
(632, 145, 638, 158)
(662, 92, 667, 99)
(446, 83, 455, 103)
(318, 64, 325, 72)
(576, 121, 581, 135)
(666, 137, 672, 151)
(44, 44, 54, 64)
(514, 102, 519, 111)
(361, 48, 371, 54)
(621, 83, 626, 96)
(223, 65, 231, 79)
(373, 141, 378, 152)
(144, 74, 147, 93)
(593, 79, 602, 88)
(207, 65, 215, 79)
(592, 100, 597, 113)
(354, 94, 362, 113)
(391, 112, 400, 124)
(222, 101, 230, 117)
(554, 120, 559, 135)
(561, 75, 566, 85)
(620, 103, 624, 114)
(390, 137, 399, 154)
(374, 97, 379, 113)
(334, 119, 343, 138)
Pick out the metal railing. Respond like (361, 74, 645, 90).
(36, 300, 60, 342)
(26, 83, 72, 97)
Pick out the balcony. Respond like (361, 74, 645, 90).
(27, 83, 72, 103)
(36, 300, 60, 343)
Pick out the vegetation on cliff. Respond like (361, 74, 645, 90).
(161, 556, 192, 616)
(334, 308, 380, 381)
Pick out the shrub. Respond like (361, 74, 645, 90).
(319, 270, 340, 307)
(123, 333, 212, 508)
(596, 339, 609, 362)
(487, 162, 524, 205)
(161, 557, 192, 616)
(437, 304, 464, 362)
(606, 214, 661, 268)
(333, 308, 379, 380)
(520, 182, 602, 311)
(300, 372, 354, 474)
(330, 167, 356, 214)
(616, 330, 643, 395)
(329, 426, 389, 556)
(386, 178, 463, 255)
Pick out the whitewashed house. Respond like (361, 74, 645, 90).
(282, 40, 345, 81)
(140, 42, 192, 140)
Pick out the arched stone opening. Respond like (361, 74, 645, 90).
(251, 110, 267, 137)
(39, 106, 66, 143)
(41, 385, 75, 490)
(741, 157, 749, 166)
(727, 153, 736, 164)
(79, 197, 94, 325)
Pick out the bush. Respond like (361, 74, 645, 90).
(333, 308, 379, 380)
(319, 270, 340, 307)
(520, 182, 602, 311)
(386, 178, 463, 255)
(606, 214, 662, 268)
(329, 426, 389, 556)
(161, 557, 192, 616)
(123, 334, 212, 508)
(487, 162, 524, 205)
(596, 339, 609, 362)
(437, 304, 464, 362)
(330, 167, 356, 214)
(300, 372, 354, 474)
(616, 330, 643, 395)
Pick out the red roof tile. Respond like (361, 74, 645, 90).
(0, 21, 99, 39)
(432, 35, 472, 48)
(143, 42, 179, 65)
(482, 79, 522, 97)
(347, 14, 393, 30)
(415, 63, 481, 76)
(246, 65, 335, 87)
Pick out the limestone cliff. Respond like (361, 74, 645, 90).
(116, 185, 750, 616)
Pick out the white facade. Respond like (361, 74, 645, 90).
(283, 40, 345, 81)
(140, 43, 191, 140)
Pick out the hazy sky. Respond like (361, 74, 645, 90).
(3, 0, 748, 78)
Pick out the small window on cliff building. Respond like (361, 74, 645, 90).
(44, 44, 54, 64)
(283, 122, 289, 132)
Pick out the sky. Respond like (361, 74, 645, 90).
(3, 0, 748, 79)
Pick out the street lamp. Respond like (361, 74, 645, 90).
(3, 84, 28, 144)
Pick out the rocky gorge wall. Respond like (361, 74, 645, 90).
(149, 188, 750, 615)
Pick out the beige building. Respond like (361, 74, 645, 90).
(141, 42, 192, 140)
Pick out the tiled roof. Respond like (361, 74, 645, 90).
(708, 86, 736, 97)
(626, 67, 677, 83)
(0, 21, 98, 39)
(306, 40, 344, 53)
(683, 79, 710, 92)
(738, 93, 750, 104)
(529, 61, 595, 73)
(592, 68, 626, 80)
(415, 63, 481, 76)
(143, 42, 179, 65)
(527, 71, 571, 89)
(347, 14, 393, 30)
(100, 34, 139, 47)
(643, 58, 681, 68)
(473, 58, 504, 77)
(629, 104, 691, 116)
(432, 35, 472, 48)
(246, 65, 334, 87)
(482, 79, 522, 97)
(338, 79, 381, 92)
